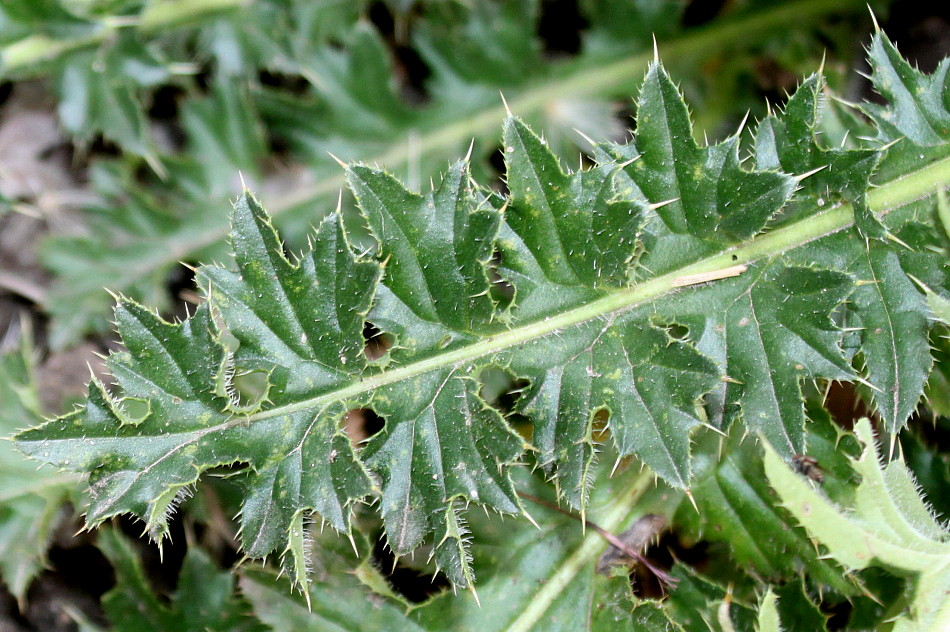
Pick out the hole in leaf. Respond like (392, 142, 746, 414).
(120, 397, 151, 423)
(344, 408, 385, 444)
(363, 321, 394, 361)
(479, 366, 520, 409)
(487, 249, 514, 308)
(371, 533, 450, 602)
(664, 323, 690, 341)
(591, 408, 610, 443)
(478, 366, 531, 437)
(231, 370, 270, 410)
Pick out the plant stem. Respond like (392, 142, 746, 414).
(0, 0, 245, 73)
(517, 491, 676, 589)
(504, 470, 654, 632)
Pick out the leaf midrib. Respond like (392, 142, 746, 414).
(241, 155, 950, 426)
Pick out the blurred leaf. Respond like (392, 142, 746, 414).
(0, 333, 80, 602)
(763, 418, 950, 632)
(241, 464, 676, 632)
(97, 528, 265, 632)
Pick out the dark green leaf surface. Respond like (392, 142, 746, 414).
(15, 35, 950, 593)
(863, 29, 950, 146)
(663, 564, 757, 632)
(634, 262, 855, 455)
(504, 118, 643, 289)
(849, 247, 932, 432)
(347, 161, 499, 332)
(774, 581, 828, 632)
(787, 229, 935, 435)
(754, 74, 882, 238)
(616, 62, 795, 245)
(677, 422, 855, 592)
(764, 418, 950, 632)
(241, 463, 675, 632)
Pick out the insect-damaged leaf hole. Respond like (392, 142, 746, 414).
(342, 408, 384, 444)
(487, 249, 514, 310)
(230, 370, 270, 409)
(478, 366, 531, 437)
(362, 321, 393, 361)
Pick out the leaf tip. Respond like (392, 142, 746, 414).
(867, 5, 881, 33)
(500, 91, 512, 117)
(328, 152, 348, 169)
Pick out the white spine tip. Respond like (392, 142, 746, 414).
(868, 5, 881, 32)
(795, 165, 827, 182)
(500, 91, 512, 117)
(328, 152, 348, 169)
(736, 110, 750, 137)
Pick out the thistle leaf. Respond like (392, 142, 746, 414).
(614, 63, 796, 246)
(754, 74, 883, 239)
(14, 35, 950, 593)
(863, 32, 950, 146)
(28, 1, 877, 345)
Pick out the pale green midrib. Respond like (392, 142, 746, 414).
(0, 0, 246, 73)
(243, 155, 950, 425)
(503, 471, 654, 632)
(94, 0, 864, 296)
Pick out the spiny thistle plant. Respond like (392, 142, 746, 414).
(9, 21, 950, 631)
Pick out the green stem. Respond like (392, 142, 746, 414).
(504, 470, 654, 632)
(87, 0, 867, 301)
(0, 0, 245, 73)
(244, 154, 950, 425)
